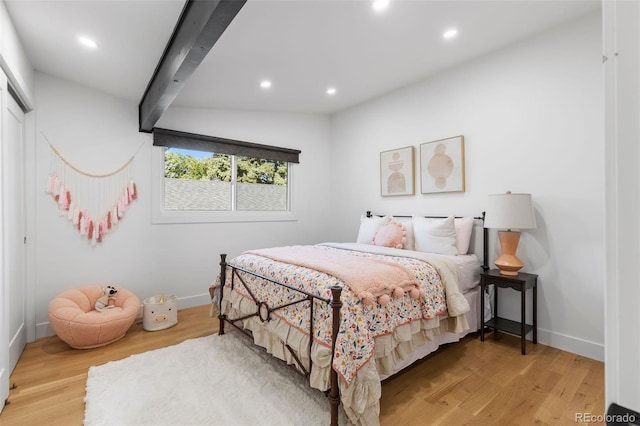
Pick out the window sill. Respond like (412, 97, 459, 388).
(151, 209, 297, 224)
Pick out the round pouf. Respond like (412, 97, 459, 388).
(48, 285, 140, 349)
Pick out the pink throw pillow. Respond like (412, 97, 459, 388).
(373, 222, 406, 249)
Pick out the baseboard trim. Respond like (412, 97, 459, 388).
(175, 293, 211, 310)
(537, 328, 604, 362)
(34, 294, 604, 362)
(36, 293, 212, 340)
(9, 323, 26, 372)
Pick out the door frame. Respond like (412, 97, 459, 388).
(0, 68, 7, 412)
(0, 73, 34, 411)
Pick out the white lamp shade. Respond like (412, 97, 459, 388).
(485, 192, 536, 230)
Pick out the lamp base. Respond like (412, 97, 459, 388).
(495, 230, 524, 276)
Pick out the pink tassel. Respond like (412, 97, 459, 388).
(132, 182, 137, 200)
(392, 287, 405, 299)
(62, 191, 71, 211)
(88, 220, 94, 240)
(73, 207, 80, 227)
(46, 175, 56, 194)
(107, 211, 112, 230)
(77, 211, 83, 231)
(378, 294, 391, 306)
(97, 221, 104, 243)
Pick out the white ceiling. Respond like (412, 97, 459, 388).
(6, 0, 599, 116)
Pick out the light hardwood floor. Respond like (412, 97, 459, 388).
(0, 305, 604, 425)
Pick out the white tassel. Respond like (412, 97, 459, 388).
(112, 206, 119, 225)
(91, 221, 97, 246)
(80, 213, 87, 236)
(72, 205, 80, 226)
(67, 201, 75, 221)
(57, 184, 64, 203)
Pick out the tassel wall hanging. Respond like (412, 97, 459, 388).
(46, 142, 141, 245)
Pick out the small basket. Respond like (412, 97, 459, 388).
(142, 294, 178, 331)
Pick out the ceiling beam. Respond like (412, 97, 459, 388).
(138, 0, 246, 133)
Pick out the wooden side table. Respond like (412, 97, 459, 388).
(480, 269, 538, 355)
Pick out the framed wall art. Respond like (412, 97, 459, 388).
(380, 146, 414, 196)
(420, 135, 465, 194)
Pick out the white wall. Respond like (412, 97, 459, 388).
(31, 73, 332, 338)
(0, 0, 34, 108)
(329, 12, 604, 360)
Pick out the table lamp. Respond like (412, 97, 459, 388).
(484, 191, 536, 276)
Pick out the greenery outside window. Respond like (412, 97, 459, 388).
(152, 128, 300, 223)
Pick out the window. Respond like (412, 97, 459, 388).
(163, 149, 233, 211)
(152, 128, 300, 223)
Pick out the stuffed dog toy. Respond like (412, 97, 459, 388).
(95, 285, 118, 311)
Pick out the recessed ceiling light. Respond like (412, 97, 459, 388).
(260, 80, 272, 89)
(372, 0, 390, 12)
(443, 28, 458, 40)
(78, 36, 99, 49)
(327, 87, 337, 96)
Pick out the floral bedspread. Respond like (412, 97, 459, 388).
(221, 245, 447, 386)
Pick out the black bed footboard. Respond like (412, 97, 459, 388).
(217, 253, 342, 426)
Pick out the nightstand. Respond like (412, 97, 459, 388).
(480, 269, 538, 355)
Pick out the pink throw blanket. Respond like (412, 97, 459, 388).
(245, 246, 423, 306)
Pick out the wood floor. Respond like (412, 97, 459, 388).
(0, 305, 604, 426)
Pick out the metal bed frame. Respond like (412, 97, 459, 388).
(217, 211, 488, 426)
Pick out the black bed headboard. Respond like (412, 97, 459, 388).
(365, 211, 489, 272)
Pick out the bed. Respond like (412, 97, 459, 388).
(212, 212, 488, 426)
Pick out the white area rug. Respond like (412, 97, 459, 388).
(84, 332, 347, 426)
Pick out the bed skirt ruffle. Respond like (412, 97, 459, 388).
(215, 287, 468, 426)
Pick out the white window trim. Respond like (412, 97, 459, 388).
(151, 146, 297, 224)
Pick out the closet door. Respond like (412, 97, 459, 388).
(6, 88, 26, 374)
(0, 76, 26, 412)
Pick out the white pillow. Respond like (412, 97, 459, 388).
(412, 215, 458, 255)
(356, 214, 392, 244)
(454, 217, 474, 255)
(392, 217, 415, 251)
